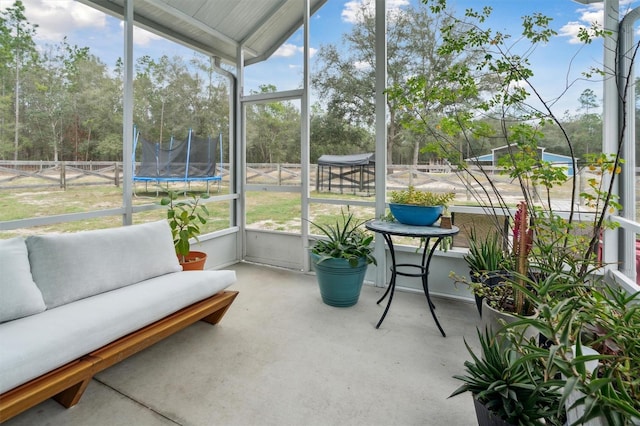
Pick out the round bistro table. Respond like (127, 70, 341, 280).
(365, 220, 460, 337)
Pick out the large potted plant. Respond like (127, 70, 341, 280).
(160, 190, 210, 270)
(309, 208, 376, 307)
(449, 328, 564, 426)
(388, 186, 455, 226)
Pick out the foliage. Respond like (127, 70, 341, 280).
(453, 268, 639, 425)
(312, 1, 494, 166)
(401, 0, 627, 307)
(309, 208, 376, 267)
(464, 228, 510, 274)
(504, 273, 640, 425)
(389, 186, 455, 207)
(408, 1, 639, 423)
(0, 0, 38, 161)
(160, 190, 210, 262)
(1, 2, 630, 165)
(246, 84, 301, 164)
(449, 328, 564, 426)
(310, 109, 374, 162)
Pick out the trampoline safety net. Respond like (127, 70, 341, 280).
(134, 130, 221, 182)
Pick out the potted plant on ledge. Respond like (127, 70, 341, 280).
(161, 190, 210, 270)
(388, 186, 455, 226)
(309, 208, 377, 307)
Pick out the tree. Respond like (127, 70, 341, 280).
(133, 54, 229, 150)
(0, 1, 38, 160)
(312, 1, 492, 166)
(310, 106, 374, 162)
(578, 88, 598, 114)
(245, 85, 300, 164)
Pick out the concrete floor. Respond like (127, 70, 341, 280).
(5, 262, 481, 426)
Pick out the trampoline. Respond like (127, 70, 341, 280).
(133, 128, 223, 193)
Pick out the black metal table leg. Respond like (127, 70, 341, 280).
(422, 237, 446, 337)
(375, 233, 396, 328)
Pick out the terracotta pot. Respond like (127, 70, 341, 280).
(440, 216, 452, 229)
(180, 251, 207, 270)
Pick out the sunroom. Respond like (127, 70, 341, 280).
(0, 0, 638, 424)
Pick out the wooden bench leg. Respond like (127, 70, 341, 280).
(53, 377, 92, 408)
(201, 291, 238, 325)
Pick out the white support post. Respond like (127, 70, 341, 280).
(374, 0, 387, 287)
(122, 0, 134, 225)
(301, 0, 311, 272)
(601, 0, 619, 271)
(236, 45, 246, 262)
(619, 7, 639, 281)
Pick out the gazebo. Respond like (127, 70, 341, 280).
(316, 153, 375, 194)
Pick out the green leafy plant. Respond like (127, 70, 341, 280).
(160, 190, 210, 262)
(501, 272, 640, 425)
(389, 186, 455, 207)
(449, 328, 564, 425)
(464, 228, 510, 274)
(309, 208, 376, 267)
(401, 0, 637, 423)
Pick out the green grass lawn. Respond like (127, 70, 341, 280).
(0, 183, 375, 238)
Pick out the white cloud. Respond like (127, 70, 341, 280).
(117, 21, 164, 46)
(274, 42, 300, 57)
(558, 1, 638, 44)
(558, 3, 603, 44)
(10, 1, 160, 47)
(273, 42, 317, 58)
(353, 60, 371, 71)
(17, 0, 106, 42)
(341, 0, 409, 24)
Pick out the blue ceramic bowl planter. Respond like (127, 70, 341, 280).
(388, 203, 443, 226)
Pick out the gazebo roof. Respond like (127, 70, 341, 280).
(317, 153, 375, 167)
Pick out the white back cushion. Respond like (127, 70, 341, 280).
(0, 237, 46, 323)
(27, 220, 182, 308)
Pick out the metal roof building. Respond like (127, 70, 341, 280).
(466, 145, 576, 176)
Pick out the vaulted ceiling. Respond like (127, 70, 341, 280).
(77, 0, 327, 65)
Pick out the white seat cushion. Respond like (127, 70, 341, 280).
(0, 269, 236, 394)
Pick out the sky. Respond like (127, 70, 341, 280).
(1, 0, 639, 115)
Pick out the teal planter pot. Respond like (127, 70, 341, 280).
(311, 252, 368, 307)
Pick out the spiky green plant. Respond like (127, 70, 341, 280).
(450, 328, 564, 425)
(309, 208, 376, 267)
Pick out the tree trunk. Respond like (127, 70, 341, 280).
(387, 109, 396, 169)
(13, 52, 20, 161)
(52, 122, 59, 162)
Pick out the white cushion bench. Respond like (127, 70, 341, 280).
(0, 220, 238, 422)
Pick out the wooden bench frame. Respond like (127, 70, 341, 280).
(0, 290, 239, 423)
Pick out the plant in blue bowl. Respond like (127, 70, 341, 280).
(388, 186, 455, 226)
